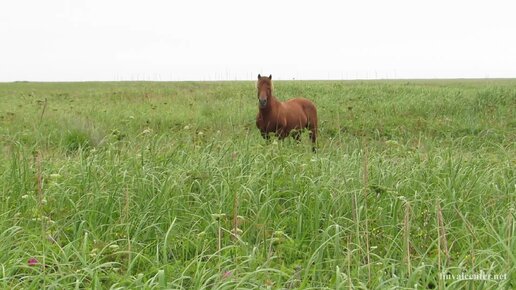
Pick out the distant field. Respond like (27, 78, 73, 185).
(0, 80, 514, 289)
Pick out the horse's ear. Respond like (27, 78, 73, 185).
(258, 74, 261, 79)
(268, 74, 272, 80)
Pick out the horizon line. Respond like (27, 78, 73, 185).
(3, 76, 516, 84)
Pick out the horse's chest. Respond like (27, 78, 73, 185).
(257, 114, 285, 132)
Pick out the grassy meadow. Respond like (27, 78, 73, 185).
(0, 79, 515, 289)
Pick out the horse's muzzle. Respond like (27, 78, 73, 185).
(259, 99, 267, 108)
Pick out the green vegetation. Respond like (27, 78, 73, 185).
(0, 80, 514, 289)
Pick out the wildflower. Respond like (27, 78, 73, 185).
(50, 173, 62, 179)
(231, 228, 243, 237)
(211, 213, 226, 221)
(90, 248, 98, 258)
(222, 271, 232, 279)
(28, 258, 38, 266)
(21, 195, 29, 199)
(41, 198, 47, 205)
(273, 230, 284, 237)
(385, 140, 399, 146)
(272, 231, 286, 245)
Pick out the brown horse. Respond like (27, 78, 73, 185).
(255, 74, 318, 152)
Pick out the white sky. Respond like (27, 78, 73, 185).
(1, 0, 515, 81)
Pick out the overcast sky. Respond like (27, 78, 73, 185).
(1, 0, 515, 81)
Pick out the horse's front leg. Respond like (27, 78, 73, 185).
(261, 131, 271, 142)
(291, 129, 301, 143)
(276, 126, 290, 140)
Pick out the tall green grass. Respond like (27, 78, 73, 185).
(0, 80, 514, 289)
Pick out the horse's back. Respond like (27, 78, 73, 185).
(285, 98, 317, 118)
(285, 97, 314, 105)
(283, 97, 314, 111)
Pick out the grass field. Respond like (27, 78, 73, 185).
(0, 79, 514, 289)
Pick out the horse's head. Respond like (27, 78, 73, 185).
(257, 74, 272, 108)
